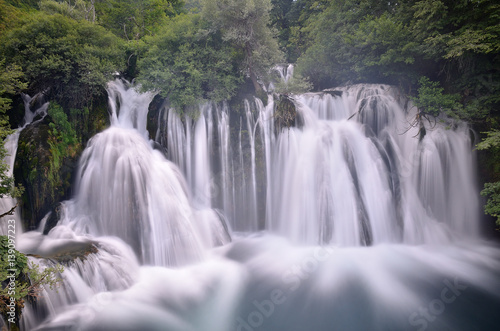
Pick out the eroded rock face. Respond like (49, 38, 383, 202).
(14, 118, 78, 230)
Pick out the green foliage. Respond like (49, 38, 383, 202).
(477, 130, 500, 151)
(411, 77, 462, 118)
(201, 0, 284, 92)
(46, 103, 80, 194)
(481, 182, 500, 226)
(1, 11, 125, 110)
(137, 13, 242, 109)
(269, 0, 294, 56)
(96, 0, 185, 40)
(184, 0, 201, 12)
(0, 235, 64, 325)
(273, 74, 312, 95)
(294, 0, 404, 88)
(0, 59, 26, 118)
(0, 0, 24, 37)
(39, 0, 97, 22)
(345, 13, 418, 84)
(478, 130, 500, 226)
(48, 103, 78, 147)
(294, 0, 500, 92)
(4, 0, 39, 10)
(274, 0, 328, 62)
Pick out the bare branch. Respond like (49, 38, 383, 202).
(0, 201, 18, 219)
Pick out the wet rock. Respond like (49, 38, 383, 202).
(274, 94, 302, 134)
(13, 118, 78, 230)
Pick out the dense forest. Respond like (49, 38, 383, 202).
(0, 0, 499, 229)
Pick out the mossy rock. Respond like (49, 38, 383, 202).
(14, 118, 79, 230)
(75, 94, 110, 143)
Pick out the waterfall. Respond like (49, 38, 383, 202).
(62, 80, 229, 266)
(155, 84, 479, 245)
(0, 94, 48, 234)
(5, 78, 500, 331)
(0, 131, 22, 235)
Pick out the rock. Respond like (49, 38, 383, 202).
(147, 94, 165, 140)
(13, 118, 78, 230)
(274, 94, 302, 134)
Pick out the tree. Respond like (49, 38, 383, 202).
(39, 0, 98, 22)
(0, 0, 24, 38)
(201, 0, 283, 93)
(294, 0, 417, 89)
(137, 13, 242, 109)
(0, 12, 125, 110)
(269, 0, 294, 57)
(96, 0, 185, 40)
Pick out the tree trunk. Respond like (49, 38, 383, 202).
(245, 43, 262, 93)
(250, 70, 262, 93)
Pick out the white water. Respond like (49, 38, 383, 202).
(0, 94, 48, 234)
(61, 80, 229, 266)
(157, 84, 479, 246)
(5, 80, 500, 331)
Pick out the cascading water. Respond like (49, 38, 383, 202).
(155, 84, 479, 245)
(62, 80, 230, 266)
(5, 77, 500, 331)
(3, 81, 229, 329)
(268, 85, 479, 245)
(0, 93, 48, 234)
(0, 131, 22, 234)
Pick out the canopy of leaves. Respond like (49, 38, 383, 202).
(137, 14, 243, 109)
(477, 130, 500, 151)
(411, 77, 462, 118)
(39, 0, 97, 22)
(201, 0, 283, 91)
(291, 0, 500, 94)
(96, 0, 185, 40)
(0, 12, 125, 110)
(0, 0, 24, 37)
